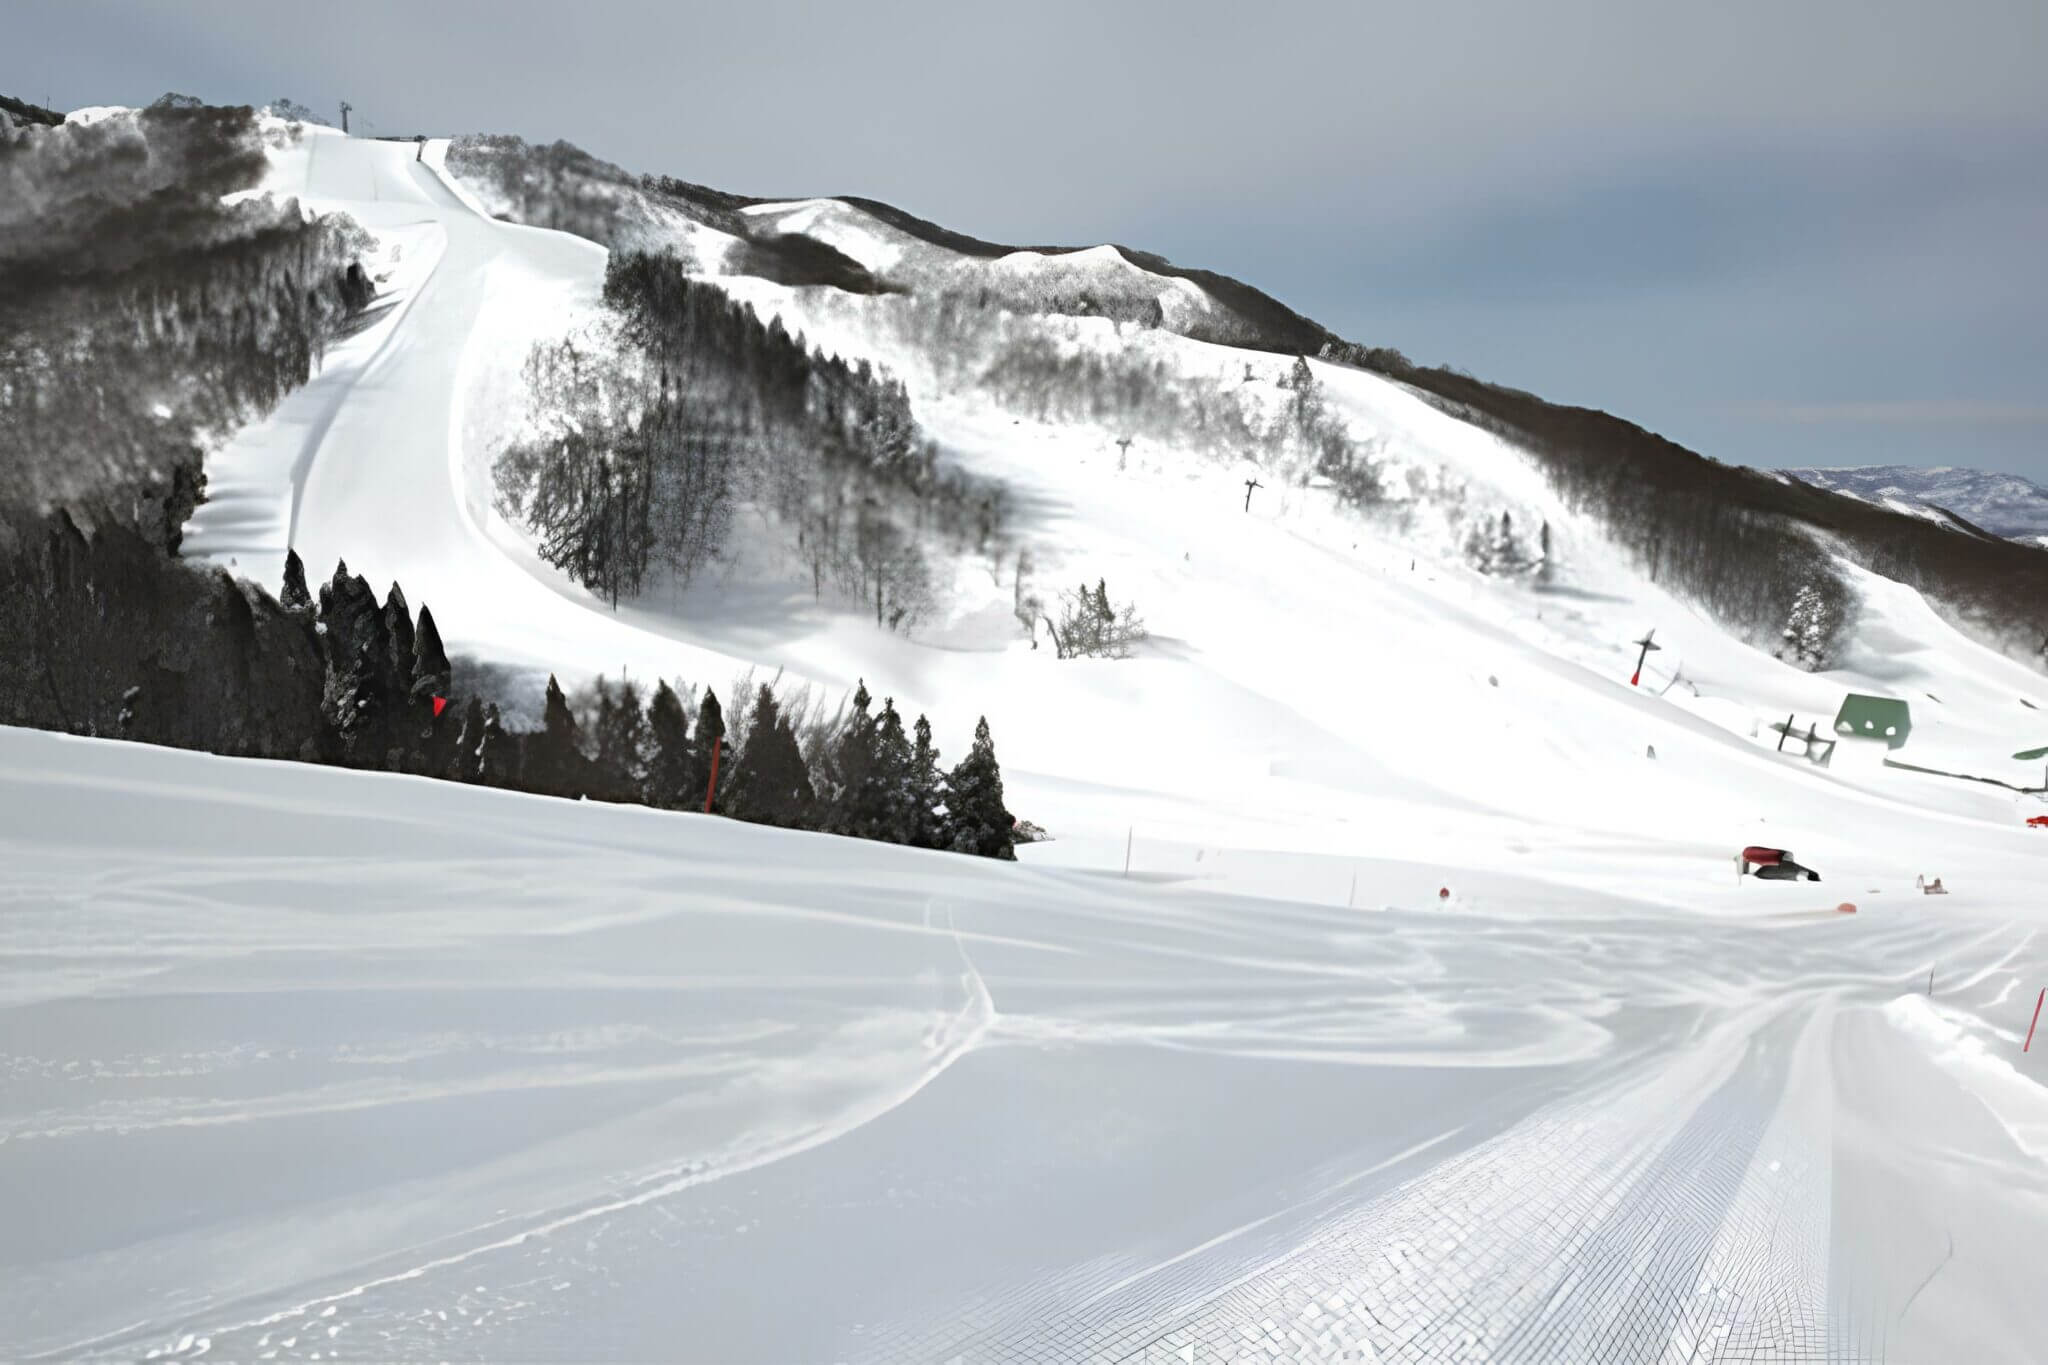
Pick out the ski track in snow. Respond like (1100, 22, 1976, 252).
(6, 729, 2048, 1361)
(7, 128, 2048, 1360)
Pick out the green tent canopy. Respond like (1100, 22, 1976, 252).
(1833, 694, 1912, 750)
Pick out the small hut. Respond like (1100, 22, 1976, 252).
(1833, 694, 1912, 751)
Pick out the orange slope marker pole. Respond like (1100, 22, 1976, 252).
(2026, 988, 2044, 1054)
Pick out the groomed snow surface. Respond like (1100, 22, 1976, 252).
(6, 727, 2048, 1363)
(5, 128, 2048, 1361)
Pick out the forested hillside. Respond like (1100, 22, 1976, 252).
(494, 253, 1006, 629)
(0, 96, 1019, 862)
(1, 98, 373, 549)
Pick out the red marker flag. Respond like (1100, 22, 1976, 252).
(432, 695, 447, 719)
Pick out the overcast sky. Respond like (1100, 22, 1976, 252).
(13, 0, 2045, 480)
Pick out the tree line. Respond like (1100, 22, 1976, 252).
(1323, 341, 2048, 673)
(494, 253, 1006, 629)
(0, 513, 1019, 860)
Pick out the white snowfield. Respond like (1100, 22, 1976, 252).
(2, 124, 2043, 1360)
(4, 728, 2048, 1363)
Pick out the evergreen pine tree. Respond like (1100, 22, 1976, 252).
(728, 685, 814, 827)
(280, 547, 312, 613)
(407, 604, 455, 774)
(476, 703, 516, 786)
(595, 676, 648, 800)
(869, 698, 914, 844)
(382, 584, 417, 697)
(316, 563, 392, 767)
(412, 605, 451, 702)
(946, 715, 1015, 860)
(452, 696, 485, 782)
(826, 680, 876, 833)
(908, 713, 945, 849)
(691, 687, 728, 811)
(645, 679, 693, 807)
(589, 675, 616, 765)
(380, 584, 424, 769)
(529, 673, 585, 797)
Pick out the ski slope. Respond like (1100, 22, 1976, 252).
(176, 127, 2048, 905)
(4, 726, 2048, 1361)
(20, 122, 2028, 1358)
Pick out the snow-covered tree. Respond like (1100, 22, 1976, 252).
(476, 703, 516, 785)
(280, 548, 312, 613)
(1049, 579, 1146, 659)
(448, 697, 484, 782)
(1779, 582, 1847, 671)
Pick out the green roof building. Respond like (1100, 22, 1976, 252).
(1834, 694, 1912, 750)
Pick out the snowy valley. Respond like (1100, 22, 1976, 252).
(4, 100, 2048, 1362)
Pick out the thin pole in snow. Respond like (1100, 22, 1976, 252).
(1242, 478, 1262, 512)
(1348, 870, 1357, 908)
(1124, 827, 1133, 878)
(2026, 987, 2044, 1053)
(703, 741, 721, 814)
(1630, 629, 1661, 687)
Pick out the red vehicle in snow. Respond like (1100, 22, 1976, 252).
(2027, 815, 2048, 829)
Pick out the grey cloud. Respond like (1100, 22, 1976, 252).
(6, 0, 2045, 480)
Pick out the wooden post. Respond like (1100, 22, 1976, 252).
(1124, 827, 1133, 878)
(2026, 987, 2044, 1053)
(1242, 478, 1263, 512)
(1776, 714, 1795, 752)
(703, 741, 721, 814)
(1348, 870, 1357, 908)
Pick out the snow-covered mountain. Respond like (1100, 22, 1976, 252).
(8, 105, 2048, 1362)
(1788, 463, 2048, 546)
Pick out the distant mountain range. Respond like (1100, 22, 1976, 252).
(1786, 464, 2048, 547)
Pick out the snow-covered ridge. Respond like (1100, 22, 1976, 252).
(1789, 463, 2048, 544)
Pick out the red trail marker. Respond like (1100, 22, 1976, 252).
(2026, 987, 2044, 1054)
(431, 695, 447, 719)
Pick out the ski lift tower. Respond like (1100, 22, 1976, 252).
(339, 101, 352, 134)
